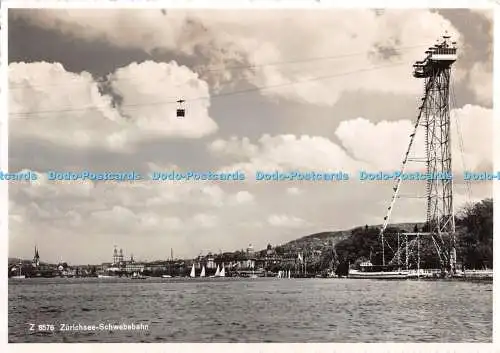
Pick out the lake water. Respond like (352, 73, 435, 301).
(8, 277, 492, 343)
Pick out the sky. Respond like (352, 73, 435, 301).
(6, 8, 494, 265)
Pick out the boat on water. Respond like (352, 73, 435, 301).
(200, 266, 206, 278)
(348, 261, 409, 280)
(208, 264, 226, 278)
(276, 270, 291, 279)
(210, 265, 220, 278)
(162, 274, 172, 278)
(189, 264, 196, 278)
(131, 272, 147, 279)
(10, 264, 26, 279)
(97, 274, 115, 278)
(463, 269, 493, 279)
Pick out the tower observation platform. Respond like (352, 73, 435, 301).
(413, 35, 457, 78)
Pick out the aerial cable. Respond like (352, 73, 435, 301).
(8, 43, 430, 90)
(450, 80, 472, 203)
(10, 60, 408, 118)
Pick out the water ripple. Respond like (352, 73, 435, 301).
(8, 277, 492, 343)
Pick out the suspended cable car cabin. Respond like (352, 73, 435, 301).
(176, 99, 185, 118)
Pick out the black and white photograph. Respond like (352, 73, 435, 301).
(6, 5, 494, 345)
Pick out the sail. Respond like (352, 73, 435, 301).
(220, 264, 225, 277)
(215, 265, 220, 277)
(288, 270, 291, 279)
(190, 264, 195, 277)
(200, 266, 206, 277)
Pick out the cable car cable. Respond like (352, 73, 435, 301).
(7, 43, 429, 90)
(10, 60, 408, 118)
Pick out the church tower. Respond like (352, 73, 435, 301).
(113, 246, 119, 265)
(119, 248, 124, 264)
(32, 246, 40, 268)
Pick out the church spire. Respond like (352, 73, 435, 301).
(33, 245, 40, 267)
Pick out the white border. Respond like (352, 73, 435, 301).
(1, 1, 498, 352)
(492, 0, 499, 344)
(0, 0, 9, 349)
(3, 0, 500, 9)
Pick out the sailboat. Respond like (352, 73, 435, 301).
(288, 270, 291, 279)
(131, 271, 147, 280)
(189, 264, 196, 278)
(250, 268, 257, 279)
(11, 264, 26, 279)
(211, 265, 220, 278)
(200, 266, 206, 277)
(219, 264, 225, 277)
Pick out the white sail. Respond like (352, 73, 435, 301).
(190, 264, 195, 278)
(200, 266, 206, 277)
(288, 270, 291, 279)
(220, 264, 225, 277)
(214, 265, 220, 277)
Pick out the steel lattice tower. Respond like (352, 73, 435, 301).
(379, 34, 458, 273)
(414, 34, 457, 272)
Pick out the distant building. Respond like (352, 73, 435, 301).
(206, 253, 216, 269)
(112, 246, 125, 265)
(113, 246, 125, 267)
(118, 254, 145, 273)
(194, 255, 203, 269)
(125, 262, 145, 273)
(232, 259, 255, 269)
(266, 244, 276, 256)
(99, 263, 112, 271)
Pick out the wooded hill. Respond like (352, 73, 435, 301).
(277, 198, 493, 272)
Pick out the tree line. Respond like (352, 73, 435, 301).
(329, 198, 493, 274)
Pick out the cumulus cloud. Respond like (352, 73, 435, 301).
(108, 61, 216, 138)
(212, 134, 366, 175)
(231, 191, 255, 205)
(211, 105, 492, 175)
(468, 62, 492, 106)
(268, 214, 309, 228)
(209, 136, 258, 159)
(469, 8, 493, 23)
(335, 118, 421, 170)
(9, 61, 217, 151)
(286, 187, 302, 196)
(9, 166, 252, 229)
(90, 206, 184, 233)
(192, 213, 218, 229)
(12, 9, 460, 105)
(9, 166, 270, 261)
(467, 9, 493, 106)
